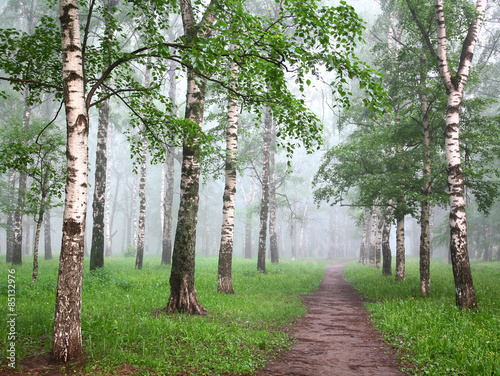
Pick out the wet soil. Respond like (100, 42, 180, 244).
(256, 261, 406, 376)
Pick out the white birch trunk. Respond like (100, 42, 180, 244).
(419, 54, 431, 296)
(105, 132, 112, 257)
(269, 121, 279, 264)
(132, 172, 138, 247)
(434, 0, 486, 309)
(257, 107, 272, 273)
(298, 203, 308, 260)
(382, 200, 393, 276)
(360, 207, 370, 265)
(375, 206, 383, 269)
(135, 61, 151, 270)
(217, 57, 239, 294)
(369, 200, 378, 266)
(44, 207, 53, 260)
(52, 0, 89, 361)
(135, 126, 148, 269)
(395, 213, 405, 281)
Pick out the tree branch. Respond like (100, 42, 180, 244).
(404, 0, 438, 60)
(0, 77, 62, 91)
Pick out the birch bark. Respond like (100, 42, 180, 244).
(382, 200, 393, 276)
(44, 208, 53, 260)
(395, 211, 405, 281)
(375, 206, 383, 269)
(359, 207, 370, 265)
(369, 200, 378, 266)
(162, 61, 178, 265)
(162, 147, 175, 265)
(6, 171, 16, 263)
(52, 0, 89, 361)
(433, 0, 486, 308)
(90, 95, 109, 270)
(298, 203, 308, 260)
(269, 121, 279, 264)
(217, 58, 239, 294)
(12, 93, 31, 266)
(257, 106, 272, 273)
(419, 52, 431, 296)
(135, 66, 151, 270)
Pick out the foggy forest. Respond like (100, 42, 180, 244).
(0, 0, 499, 375)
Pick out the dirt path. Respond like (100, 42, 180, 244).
(256, 262, 406, 376)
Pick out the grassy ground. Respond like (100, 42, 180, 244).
(344, 258, 500, 376)
(0, 256, 329, 375)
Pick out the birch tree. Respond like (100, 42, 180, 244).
(217, 58, 239, 294)
(52, 0, 89, 361)
(89, 0, 117, 270)
(433, 0, 486, 309)
(269, 121, 279, 264)
(161, 62, 179, 266)
(166, 0, 214, 314)
(257, 107, 272, 273)
(406, 0, 488, 308)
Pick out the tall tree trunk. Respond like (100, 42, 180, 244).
(162, 147, 175, 265)
(433, 0, 485, 309)
(204, 188, 210, 257)
(23, 217, 31, 257)
(239, 176, 256, 259)
(32, 215, 43, 282)
(269, 122, 279, 264)
(90, 0, 117, 266)
(369, 200, 378, 266)
(244, 211, 252, 259)
(360, 207, 370, 265)
(298, 203, 308, 260)
(290, 216, 297, 260)
(105, 132, 113, 257)
(162, 61, 178, 265)
(12, 179, 26, 265)
(12, 91, 31, 265)
(135, 128, 147, 269)
(376, 206, 383, 269)
(217, 58, 239, 294)
(257, 107, 272, 273)
(419, 53, 432, 296)
(166, 70, 208, 314)
(90, 96, 109, 270)
(328, 206, 335, 260)
(382, 200, 393, 276)
(131, 172, 138, 248)
(32, 179, 49, 283)
(6, 171, 16, 263)
(167, 0, 216, 313)
(52, 0, 89, 361)
(135, 65, 151, 270)
(395, 210, 405, 281)
(44, 208, 53, 260)
(483, 224, 492, 262)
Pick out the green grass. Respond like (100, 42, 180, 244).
(344, 259, 500, 376)
(0, 256, 329, 375)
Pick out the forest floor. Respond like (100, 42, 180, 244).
(1, 261, 408, 376)
(256, 261, 408, 376)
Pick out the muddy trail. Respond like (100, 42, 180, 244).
(256, 262, 406, 376)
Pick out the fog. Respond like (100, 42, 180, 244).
(1, 0, 497, 265)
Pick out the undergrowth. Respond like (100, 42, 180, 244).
(344, 259, 500, 376)
(0, 256, 329, 375)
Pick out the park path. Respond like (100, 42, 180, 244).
(256, 262, 406, 376)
